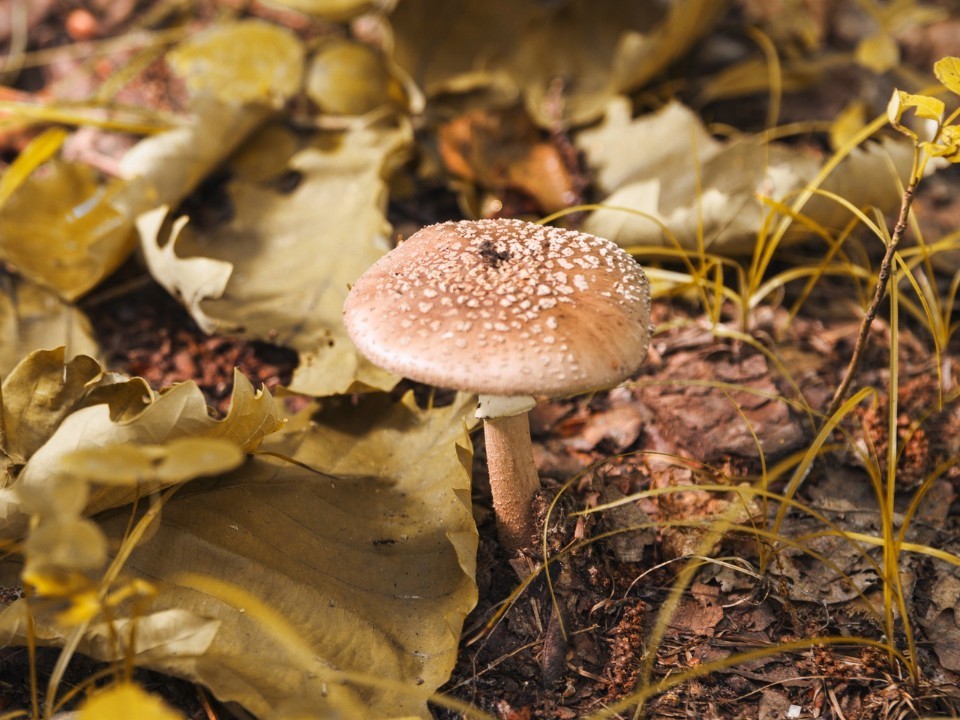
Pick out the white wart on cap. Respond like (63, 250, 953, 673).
(343, 218, 652, 397)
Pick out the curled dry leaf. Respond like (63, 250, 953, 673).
(0, 349, 282, 539)
(19, 370, 281, 518)
(135, 209, 233, 335)
(138, 122, 411, 396)
(0, 348, 102, 468)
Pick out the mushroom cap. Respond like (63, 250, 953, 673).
(343, 218, 652, 397)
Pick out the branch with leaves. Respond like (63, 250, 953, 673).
(826, 56, 960, 421)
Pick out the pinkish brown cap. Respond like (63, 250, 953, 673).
(343, 218, 652, 397)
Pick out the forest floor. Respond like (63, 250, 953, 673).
(5, 1, 960, 719)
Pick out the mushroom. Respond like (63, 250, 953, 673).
(343, 218, 652, 556)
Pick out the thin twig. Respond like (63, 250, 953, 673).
(824, 180, 918, 422)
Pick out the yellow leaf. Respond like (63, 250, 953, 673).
(0, 391, 478, 718)
(0, 161, 135, 300)
(888, 89, 943, 137)
(104, 393, 476, 718)
(24, 519, 107, 575)
(943, 124, 960, 149)
(829, 101, 866, 151)
(3, 364, 281, 532)
(155, 437, 246, 483)
(265, 0, 375, 20)
(306, 40, 408, 116)
(21, 568, 93, 599)
(54, 589, 101, 626)
(0, 127, 66, 207)
(924, 125, 960, 162)
(77, 683, 184, 720)
(886, 87, 904, 127)
(855, 33, 899, 73)
(103, 578, 157, 610)
(60, 438, 244, 486)
(167, 20, 304, 108)
(901, 91, 945, 121)
(59, 443, 158, 485)
(934, 56, 960, 96)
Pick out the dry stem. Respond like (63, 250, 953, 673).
(825, 180, 917, 421)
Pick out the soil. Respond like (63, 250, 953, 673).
(5, 2, 960, 719)
(440, 301, 960, 719)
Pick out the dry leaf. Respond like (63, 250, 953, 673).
(135, 209, 233, 334)
(0, 277, 99, 380)
(307, 39, 409, 116)
(139, 122, 410, 396)
(117, 21, 307, 225)
(61, 438, 245, 486)
(0, 348, 102, 468)
(637, 349, 806, 460)
(166, 20, 304, 109)
(923, 569, 960, 672)
(0, 160, 134, 300)
(267, 0, 380, 20)
(119, 99, 273, 218)
(8, 368, 281, 527)
(438, 106, 577, 214)
(389, 0, 725, 127)
(579, 98, 914, 254)
(0, 392, 478, 719)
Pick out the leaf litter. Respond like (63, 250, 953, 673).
(2, 2, 960, 719)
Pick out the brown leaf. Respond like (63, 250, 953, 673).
(667, 581, 723, 637)
(438, 107, 576, 214)
(601, 486, 655, 563)
(923, 570, 960, 672)
(638, 348, 807, 461)
(567, 390, 645, 452)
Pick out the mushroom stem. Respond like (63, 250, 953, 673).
(483, 411, 540, 556)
